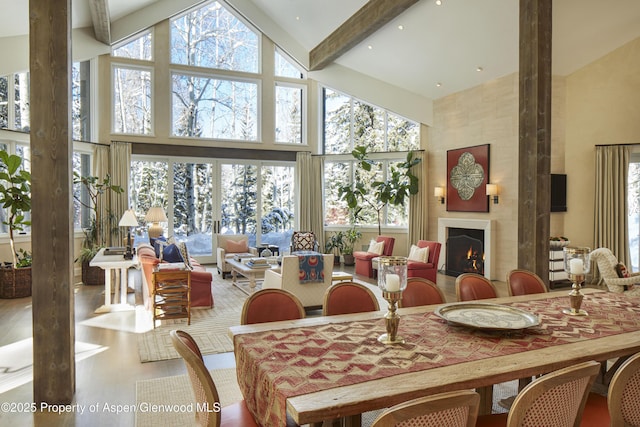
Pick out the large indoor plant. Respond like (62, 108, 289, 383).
(0, 151, 32, 298)
(73, 172, 123, 285)
(338, 146, 421, 235)
(341, 226, 362, 266)
(324, 231, 344, 265)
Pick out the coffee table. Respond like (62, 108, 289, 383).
(226, 258, 279, 295)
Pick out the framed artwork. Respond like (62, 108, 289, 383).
(446, 144, 490, 212)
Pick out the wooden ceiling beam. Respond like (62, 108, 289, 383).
(309, 0, 419, 71)
(90, 0, 111, 45)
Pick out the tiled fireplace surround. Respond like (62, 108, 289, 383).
(437, 218, 495, 280)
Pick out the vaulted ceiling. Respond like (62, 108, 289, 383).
(2, 0, 640, 100)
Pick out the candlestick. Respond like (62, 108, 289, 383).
(562, 247, 590, 316)
(378, 257, 408, 345)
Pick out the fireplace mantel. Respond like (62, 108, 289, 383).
(438, 218, 494, 280)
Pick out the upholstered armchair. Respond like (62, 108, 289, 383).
(353, 236, 395, 278)
(407, 240, 442, 283)
(590, 247, 640, 296)
(216, 235, 257, 278)
(262, 254, 334, 309)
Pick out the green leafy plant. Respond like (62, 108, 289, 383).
(341, 226, 362, 256)
(338, 146, 421, 234)
(0, 151, 31, 267)
(16, 248, 32, 268)
(324, 231, 345, 255)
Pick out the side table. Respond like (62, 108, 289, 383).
(152, 269, 191, 328)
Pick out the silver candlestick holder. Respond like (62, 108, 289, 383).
(377, 256, 408, 345)
(562, 246, 590, 316)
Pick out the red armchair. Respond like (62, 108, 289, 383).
(137, 243, 214, 309)
(354, 236, 395, 278)
(407, 240, 442, 283)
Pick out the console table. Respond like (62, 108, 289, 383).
(90, 248, 139, 313)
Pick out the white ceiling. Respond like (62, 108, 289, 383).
(2, 0, 640, 100)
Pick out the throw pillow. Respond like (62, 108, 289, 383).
(162, 243, 184, 263)
(152, 236, 168, 258)
(226, 238, 249, 253)
(178, 242, 194, 270)
(367, 239, 385, 255)
(408, 245, 430, 263)
(615, 263, 630, 278)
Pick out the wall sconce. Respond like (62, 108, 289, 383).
(486, 184, 499, 204)
(434, 186, 445, 204)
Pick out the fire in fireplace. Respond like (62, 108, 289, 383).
(446, 228, 485, 277)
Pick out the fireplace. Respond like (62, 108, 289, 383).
(445, 228, 484, 277)
(438, 218, 494, 279)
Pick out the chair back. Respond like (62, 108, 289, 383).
(400, 277, 445, 307)
(505, 360, 600, 427)
(455, 273, 497, 301)
(608, 351, 640, 426)
(291, 231, 318, 252)
(378, 236, 395, 256)
(590, 247, 621, 280)
(417, 240, 442, 266)
(170, 330, 220, 427)
(241, 289, 305, 325)
(323, 281, 380, 316)
(371, 390, 480, 427)
(507, 269, 548, 296)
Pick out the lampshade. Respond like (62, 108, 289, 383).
(118, 209, 139, 227)
(145, 206, 168, 223)
(485, 184, 498, 197)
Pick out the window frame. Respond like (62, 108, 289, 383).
(111, 62, 154, 136)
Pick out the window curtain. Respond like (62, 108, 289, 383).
(408, 152, 428, 249)
(109, 142, 132, 247)
(594, 145, 630, 276)
(296, 152, 325, 251)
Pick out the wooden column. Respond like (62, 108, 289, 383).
(30, 0, 75, 403)
(518, 0, 552, 283)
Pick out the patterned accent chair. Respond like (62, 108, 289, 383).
(590, 247, 640, 296)
(170, 330, 259, 427)
(353, 236, 395, 278)
(476, 360, 600, 427)
(371, 390, 480, 427)
(407, 240, 442, 283)
(262, 254, 334, 309)
(290, 231, 319, 252)
(240, 289, 305, 325)
(455, 273, 497, 301)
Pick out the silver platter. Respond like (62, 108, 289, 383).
(435, 302, 540, 330)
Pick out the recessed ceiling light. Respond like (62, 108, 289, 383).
(295, 16, 300, 21)
(476, 66, 484, 72)
(436, 82, 442, 87)
(368, 45, 373, 50)
(436, 0, 442, 5)
(398, 25, 404, 30)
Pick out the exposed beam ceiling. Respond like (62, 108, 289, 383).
(309, 0, 419, 71)
(89, 0, 111, 45)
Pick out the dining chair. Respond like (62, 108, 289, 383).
(455, 273, 498, 301)
(240, 288, 305, 325)
(400, 277, 446, 307)
(580, 351, 640, 427)
(322, 281, 380, 316)
(370, 390, 480, 427)
(507, 269, 548, 296)
(475, 360, 601, 427)
(170, 330, 259, 427)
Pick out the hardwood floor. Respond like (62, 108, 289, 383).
(0, 266, 542, 426)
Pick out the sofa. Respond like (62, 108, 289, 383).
(216, 234, 257, 278)
(262, 253, 334, 309)
(137, 243, 214, 309)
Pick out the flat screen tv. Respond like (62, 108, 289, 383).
(551, 174, 567, 212)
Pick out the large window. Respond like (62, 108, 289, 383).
(0, 73, 30, 132)
(112, 65, 152, 135)
(629, 156, 640, 271)
(112, 30, 153, 61)
(275, 83, 303, 144)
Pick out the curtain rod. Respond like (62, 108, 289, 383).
(595, 143, 640, 147)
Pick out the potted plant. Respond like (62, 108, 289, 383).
(341, 226, 362, 266)
(324, 231, 344, 265)
(73, 172, 124, 285)
(0, 151, 32, 298)
(338, 146, 421, 235)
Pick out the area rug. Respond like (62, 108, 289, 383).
(137, 279, 248, 363)
(135, 367, 511, 427)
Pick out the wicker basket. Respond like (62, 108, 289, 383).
(0, 266, 32, 298)
(82, 261, 105, 286)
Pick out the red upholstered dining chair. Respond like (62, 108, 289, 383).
(400, 277, 446, 308)
(507, 269, 548, 296)
(240, 289, 305, 325)
(170, 330, 259, 427)
(407, 240, 442, 283)
(476, 360, 601, 427)
(322, 281, 380, 316)
(580, 351, 640, 427)
(353, 236, 395, 278)
(371, 390, 480, 427)
(455, 273, 498, 301)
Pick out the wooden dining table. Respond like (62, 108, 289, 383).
(229, 288, 640, 426)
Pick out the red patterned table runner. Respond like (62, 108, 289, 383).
(234, 293, 640, 426)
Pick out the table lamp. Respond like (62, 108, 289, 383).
(119, 209, 139, 260)
(145, 206, 168, 239)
